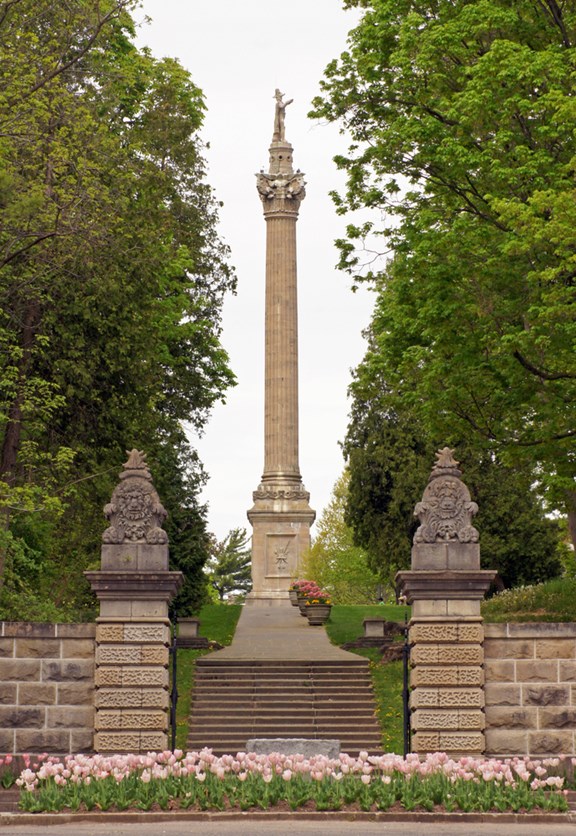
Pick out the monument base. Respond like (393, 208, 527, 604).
(247, 482, 315, 598)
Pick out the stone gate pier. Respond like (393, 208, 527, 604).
(86, 450, 182, 753)
(397, 448, 496, 757)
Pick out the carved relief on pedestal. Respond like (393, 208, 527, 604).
(413, 448, 479, 544)
(102, 450, 168, 545)
(265, 534, 297, 577)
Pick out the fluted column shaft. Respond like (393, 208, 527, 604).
(263, 210, 300, 483)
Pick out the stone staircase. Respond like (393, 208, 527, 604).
(187, 657, 383, 756)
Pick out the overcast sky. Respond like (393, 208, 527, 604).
(137, 1, 375, 539)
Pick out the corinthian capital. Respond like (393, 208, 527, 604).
(256, 171, 306, 213)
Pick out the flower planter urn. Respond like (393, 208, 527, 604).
(289, 589, 299, 606)
(297, 595, 309, 616)
(305, 604, 332, 626)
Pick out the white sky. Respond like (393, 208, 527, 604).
(137, 1, 375, 539)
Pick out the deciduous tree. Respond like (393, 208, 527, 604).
(0, 0, 235, 615)
(344, 359, 564, 589)
(302, 471, 380, 603)
(311, 0, 576, 545)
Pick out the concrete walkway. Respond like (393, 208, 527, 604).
(2, 815, 575, 834)
(206, 599, 357, 661)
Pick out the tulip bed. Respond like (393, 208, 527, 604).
(14, 749, 571, 814)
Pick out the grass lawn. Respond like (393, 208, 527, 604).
(173, 604, 242, 750)
(481, 577, 576, 622)
(326, 604, 410, 755)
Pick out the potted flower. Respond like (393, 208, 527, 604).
(294, 580, 322, 616)
(288, 579, 305, 607)
(305, 592, 332, 625)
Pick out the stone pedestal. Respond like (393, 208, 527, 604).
(248, 93, 315, 601)
(86, 450, 182, 752)
(396, 449, 496, 757)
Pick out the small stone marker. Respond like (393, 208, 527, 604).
(363, 618, 386, 638)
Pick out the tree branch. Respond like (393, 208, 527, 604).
(513, 349, 576, 380)
(536, 0, 571, 48)
(0, 231, 59, 269)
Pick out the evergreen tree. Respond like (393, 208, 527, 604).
(205, 528, 252, 602)
(344, 363, 564, 590)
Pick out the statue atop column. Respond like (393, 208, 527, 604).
(273, 89, 293, 142)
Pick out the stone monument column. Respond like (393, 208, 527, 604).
(86, 450, 183, 752)
(247, 90, 315, 602)
(396, 449, 497, 757)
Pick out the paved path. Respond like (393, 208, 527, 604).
(207, 599, 356, 661)
(2, 817, 575, 835)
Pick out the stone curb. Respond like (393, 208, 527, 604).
(0, 810, 573, 827)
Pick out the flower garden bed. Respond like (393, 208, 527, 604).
(13, 750, 571, 815)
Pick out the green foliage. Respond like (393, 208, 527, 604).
(343, 399, 430, 591)
(481, 577, 576, 622)
(0, 0, 236, 615)
(311, 0, 576, 545)
(343, 371, 564, 591)
(193, 603, 243, 646)
(204, 529, 252, 601)
(325, 603, 409, 645)
(302, 472, 380, 603)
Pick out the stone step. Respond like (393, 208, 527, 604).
(0, 789, 21, 814)
(191, 706, 377, 717)
(188, 657, 383, 756)
(194, 677, 374, 686)
(187, 728, 383, 741)
(194, 685, 372, 703)
(195, 669, 372, 679)
(186, 741, 383, 754)
(196, 659, 370, 669)
(194, 694, 374, 716)
(188, 715, 378, 731)
(194, 677, 371, 693)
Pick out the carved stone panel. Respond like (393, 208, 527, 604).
(265, 534, 297, 578)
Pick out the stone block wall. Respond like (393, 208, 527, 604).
(484, 623, 576, 757)
(0, 622, 95, 754)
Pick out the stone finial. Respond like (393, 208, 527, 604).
(102, 449, 168, 545)
(413, 448, 479, 544)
